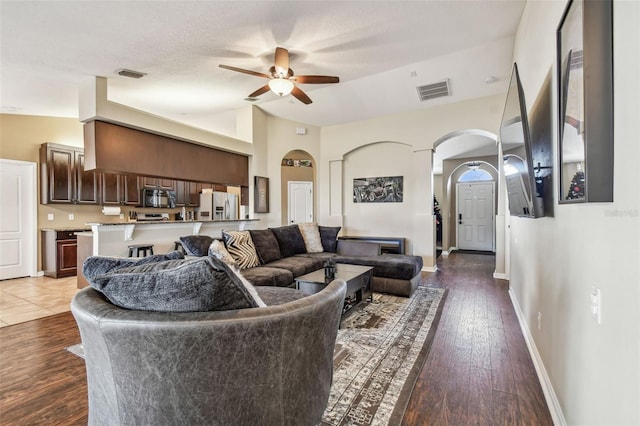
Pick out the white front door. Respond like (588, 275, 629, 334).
(456, 182, 495, 251)
(288, 181, 313, 224)
(0, 159, 37, 279)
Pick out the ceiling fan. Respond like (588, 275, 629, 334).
(219, 47, 339, 105)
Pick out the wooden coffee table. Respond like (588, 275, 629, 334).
(295, 263, 373, 316)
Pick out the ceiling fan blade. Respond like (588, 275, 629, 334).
(294, 75, 340, 84)
(291, 86, 312, 104)
(248, 85, 271, 98)
(274, 47, 290, 77)
(219, 64, 270, 79)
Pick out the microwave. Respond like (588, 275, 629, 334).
(142, 188, 176, 208)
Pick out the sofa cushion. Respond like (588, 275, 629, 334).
(265, 256, 324, 277)
(240, 266, 294, 287)
(179, 235, 214, 256)
(208, 239, 236, 266)
(334, 254, 423, 281)
(270, 225, 307, 258)
(88, 256, 263, 312)
(83, 251, 184, 281)
(298, 223, 324, 253)
(295, 252, 339, 262)
(222, 230, 260, 270)
(318, 226, 341, 253)
(249, 229, 282, 264)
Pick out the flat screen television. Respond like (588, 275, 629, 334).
(500, 63, 545, 218)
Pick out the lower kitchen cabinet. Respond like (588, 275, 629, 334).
(42, 230, 82, 278)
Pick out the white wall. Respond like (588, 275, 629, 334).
(319, 94, 505, 265)
(265, 115, 321, 228)
(343, 142, 416, 253)
(510, 1, 640, 424)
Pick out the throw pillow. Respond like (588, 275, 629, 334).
(222, 263, 267, 308)
(89, 256, 262, 312)
(249, 229, 282, 264)
(319, 226, 341, 253)
(222, 230, 260, 269)
(297, 223, 324, 253)
(83, 251, 185, 283)
(208, 239, 236, 266)
(179, 235, 215, 256)
(270, 225, 307, 257)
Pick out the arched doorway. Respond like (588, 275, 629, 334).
(280, 150, 316, 225)
(432, 130, 499, 255)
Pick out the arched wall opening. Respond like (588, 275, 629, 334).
(280, 150, 316, 226)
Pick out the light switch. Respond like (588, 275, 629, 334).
(68, 213, 75, 220)
(47, 213, 54, 221)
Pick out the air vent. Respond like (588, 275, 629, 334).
(244, 97, 259, 102)
(416, 79, 450, 102)
(116, 68, 147, 79)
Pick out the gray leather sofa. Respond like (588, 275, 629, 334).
(71, 280, 347, 426)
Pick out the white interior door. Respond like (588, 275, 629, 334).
(456, 182, 495, 251)
(288, 181, 313, 224)
(0, 159, 37, 279)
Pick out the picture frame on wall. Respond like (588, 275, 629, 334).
(254, 176, 269, 213)
(557, 0, 613, 203)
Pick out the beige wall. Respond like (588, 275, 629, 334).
(509, 1, 640, 424)
(0, 114, 112, 269)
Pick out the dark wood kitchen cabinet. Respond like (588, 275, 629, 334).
(101, 174, 141, 205)
(175, 181, 200, 207)
(40, 143, 99, 205)
(141, 176, 176, 190)
(42, 229, 81, 278)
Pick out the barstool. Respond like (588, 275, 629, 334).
(128, 244, 154, 257)
(174, 241, 185, 254)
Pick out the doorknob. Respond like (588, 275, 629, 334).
(458, 213, 462, 225)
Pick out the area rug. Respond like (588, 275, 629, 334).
(322, 286, 446, 426)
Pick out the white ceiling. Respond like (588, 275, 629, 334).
(1, 0, 525, 163)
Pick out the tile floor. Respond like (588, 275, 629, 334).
(0, 276, 79, 327)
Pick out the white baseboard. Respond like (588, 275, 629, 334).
(421, 265, 437, 273)
(508, 289, 567, 426)
(493, 271, 509, 280)
(32, 271, 44, 277)
(441, 251, 449, 257)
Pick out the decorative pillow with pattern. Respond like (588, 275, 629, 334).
(208, 239, 236, 266)
(222, 230, 260, 269)
(297, 223, 324, 253)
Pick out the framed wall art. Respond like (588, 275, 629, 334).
(353, 176, 403, 203)
(254, 176, 269, 213)
(557, 0, 613, 203)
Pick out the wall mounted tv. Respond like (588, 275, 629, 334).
(500, 63, 545, 218)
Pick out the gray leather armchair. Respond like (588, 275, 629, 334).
(71, 280, 347, 426)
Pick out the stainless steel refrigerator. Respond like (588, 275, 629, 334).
(197, 192, 238, 221)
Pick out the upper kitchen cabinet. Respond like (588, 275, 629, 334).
(40, 143, 99, 205)
(101, 173, 141, 205)
(141, 176, 176, 190)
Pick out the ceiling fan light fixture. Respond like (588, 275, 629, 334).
(268, 78, 294, 96)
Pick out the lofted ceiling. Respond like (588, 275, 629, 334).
(1, 0, 525, 165)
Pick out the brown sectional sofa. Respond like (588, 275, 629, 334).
(215, 225, 423, 297)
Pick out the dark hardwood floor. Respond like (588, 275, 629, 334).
(403, 252, 553, 425)
(0, 252, 552, 425)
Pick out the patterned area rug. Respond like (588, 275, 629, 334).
(322, 287, 447, 426)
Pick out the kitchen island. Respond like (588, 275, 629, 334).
(76, 219, 260, 288)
